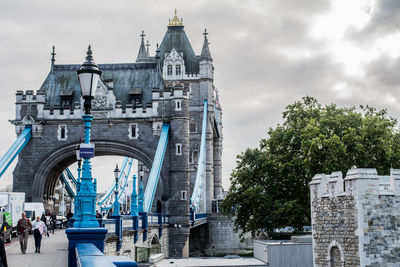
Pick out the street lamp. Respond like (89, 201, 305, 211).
(77, 45, 102, 114)
(130, 174, 138, 216)
(138, 166, 144, 213)
(113, 164, 120, 216)
(139, 166, 144, 180)
(73, 45, 102, 228)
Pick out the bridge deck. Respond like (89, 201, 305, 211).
(6, 229, 68, 267)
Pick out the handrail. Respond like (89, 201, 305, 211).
(60, 172, 76, 199)
(65, 168, 77, 186)
(143, 123, 169, 212)
(0, 126, 32, 177)
(191, 100, 208, 211)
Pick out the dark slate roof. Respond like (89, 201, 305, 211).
(158, 26, 199, 74)
(200, 36, 212, 61)
(40, 63, 162, 108)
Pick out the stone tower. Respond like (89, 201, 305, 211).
(11, 11, 223, 257)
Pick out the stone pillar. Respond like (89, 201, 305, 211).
(168, 85, 190, 257)
(213, 137, 223, 199)
(205, 120, 214, 213)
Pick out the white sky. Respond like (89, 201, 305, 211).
(1, 0, 400, 193)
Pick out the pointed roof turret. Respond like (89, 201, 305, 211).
(158, 10, 199, 73)
(136, 30, 149, 62)
(200, 29, 212, 61)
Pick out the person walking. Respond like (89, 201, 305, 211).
(32, 216, 47, 253)
(50, 212, 57, 234)
(17, 212, 32, 254)
(0, 238, 8, 267)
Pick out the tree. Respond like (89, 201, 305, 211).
(221, 96, 400, 238)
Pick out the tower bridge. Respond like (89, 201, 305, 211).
(3, 11, 228, 259)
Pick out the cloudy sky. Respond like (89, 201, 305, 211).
(0, 0, 400, 192)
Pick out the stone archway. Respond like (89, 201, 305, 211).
(327, 240, 345, 267)
(30, 141, 159, 202)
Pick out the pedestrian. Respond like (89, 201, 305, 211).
(17, 212, 32, 254)
(32, 216, 47, 253)
(66, 210, 73, 221)
(0, 238, 8, 267)
(96, 210, 102, 219)
(50, 212, 57, 234)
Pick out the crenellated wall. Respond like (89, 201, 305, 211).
(310, 168, 400, 267)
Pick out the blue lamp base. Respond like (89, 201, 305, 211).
(66, 228, 108, 267)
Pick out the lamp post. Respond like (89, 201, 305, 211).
(130, 174, 138, 216)
(113, 164, 121, 216)
(73, 141, 82, 219)
(138, 166, 144, 213)
(73, 45, 102, 228)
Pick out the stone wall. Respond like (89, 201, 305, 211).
(104, 224, 169, 262)
(310, 168, 400, 267)
(205, 213, 253, 256)
(311, 195, 359, 266)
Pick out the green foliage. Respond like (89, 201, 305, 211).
(221, 96, 400, 238)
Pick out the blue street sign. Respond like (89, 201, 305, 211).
(80, 143, 95, 158)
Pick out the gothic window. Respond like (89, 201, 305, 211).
(176, 143, 182, 155)
(191, 150, 199, 164)
(128, 123, 138, 139)
(57, 125, 67, 141)
(175, 100, 182, 111)
(167, 65, 172, 76)
(190, 120, 196, 133)
(176, 64, 181, 75)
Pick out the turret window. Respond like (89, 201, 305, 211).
(57, 125, 68, 141)
(175, 100, 182, 111)
(167, 65, 172, 76)
(176, 65, 181, 75)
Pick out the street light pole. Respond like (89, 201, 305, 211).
(113, 164, 121, 216)
(138, 166, 145, 213)
(130, 174, 138, 216)
(73, 45, 102, 228)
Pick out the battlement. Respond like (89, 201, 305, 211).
(310, 168, 400, 201)
(16, 89, 46, 103)
(14, 87, 190, 122)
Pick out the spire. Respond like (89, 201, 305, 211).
(200, 29, 212, 61)
(136, 30, 148, 62)
(168, 9, 183, 27)
(146, 40, 150, 57)
(51, 45, 56, 73)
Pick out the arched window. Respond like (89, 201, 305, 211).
(176, 65, 181, 75)
(167, 65, 172, 75)
(192, 150, 199, 164)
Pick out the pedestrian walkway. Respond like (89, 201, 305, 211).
(5, 229, 68, 267)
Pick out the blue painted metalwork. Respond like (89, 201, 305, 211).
(113, 174, 120, 216)
(60, 172, 76, 199)
(143, 123, 170, 212)
(138, 178, 144, 213)
(141, 212, 148, 241)
(73, 114, 98, 228)
(65, 168, 77, 186)
(131, 175, 138, 216)
(190, 212, 208, 228)
(0, 126, 31, 178)
(98, 158, 133, 211)
(191, 100, 208, 211)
